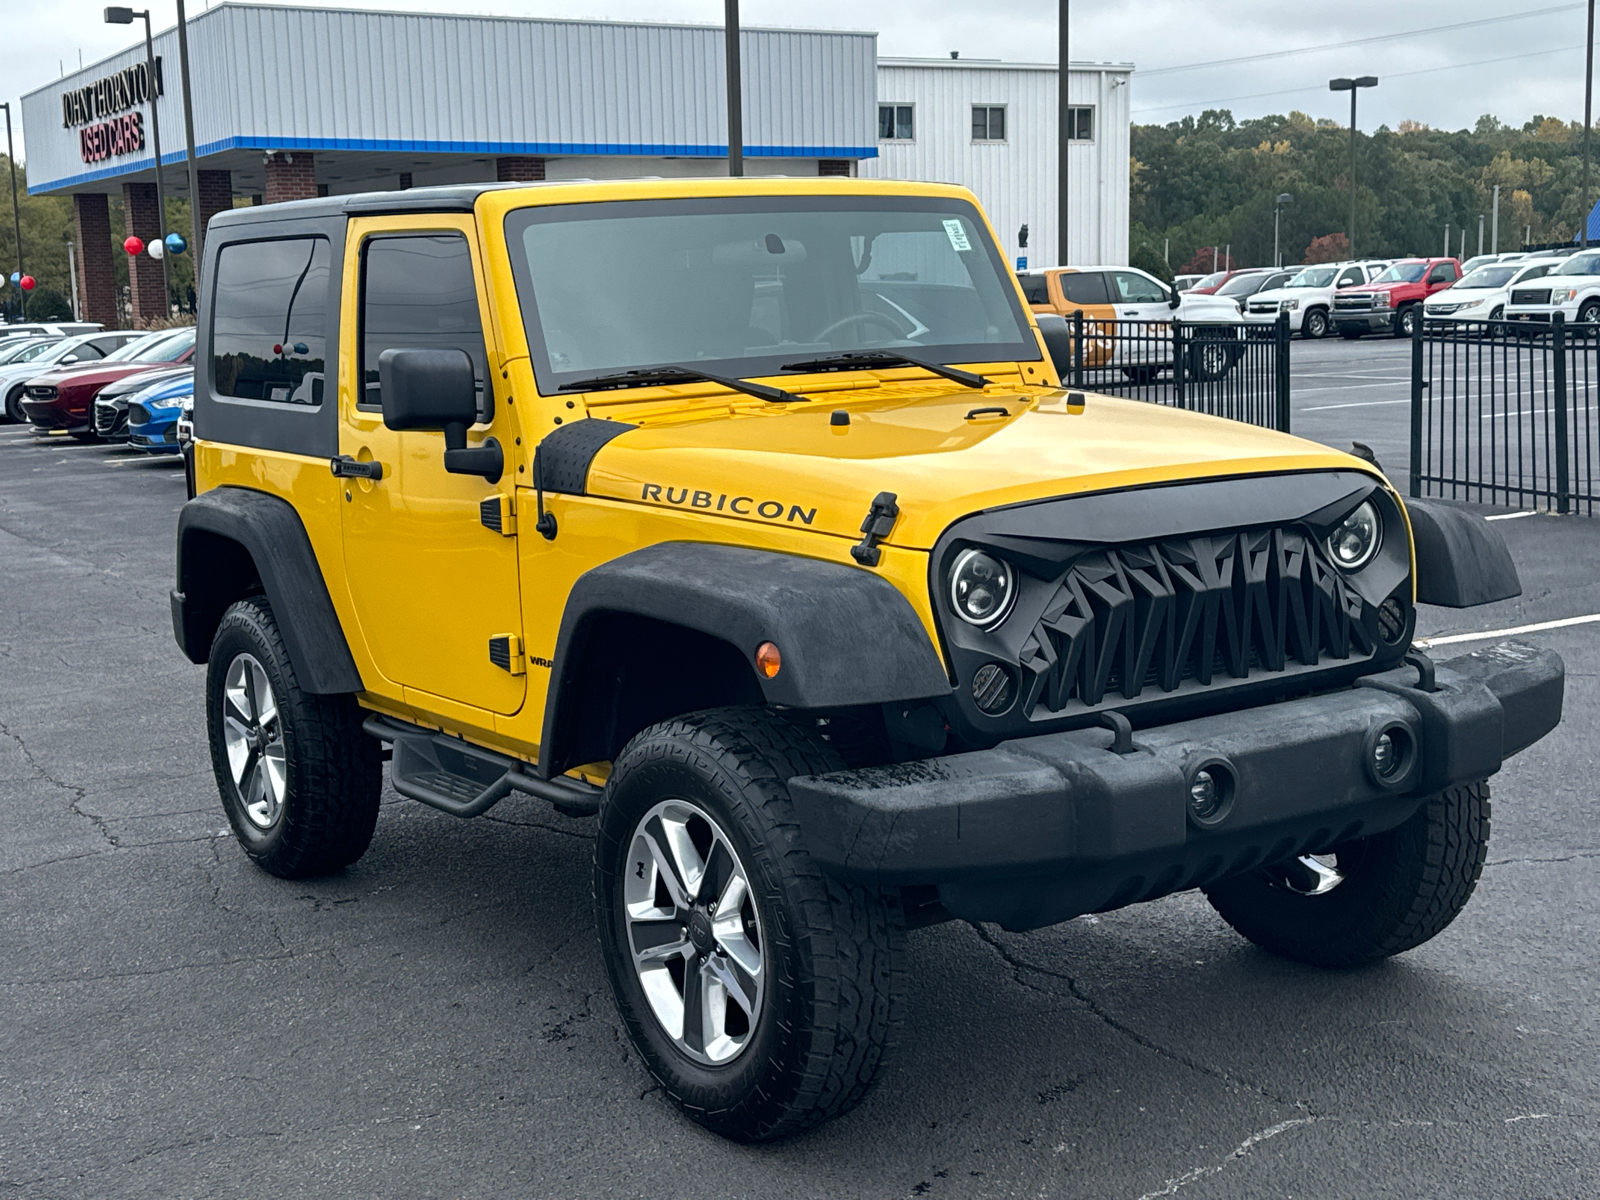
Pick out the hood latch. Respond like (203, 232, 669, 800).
(850, 491, 900, 567)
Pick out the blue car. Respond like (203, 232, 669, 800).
(127, 371, 195, 454)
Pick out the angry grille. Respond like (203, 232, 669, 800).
(1016, 528, 1374, 716)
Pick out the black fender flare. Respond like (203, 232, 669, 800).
(1404, 498, 1522, 608)
(171, 486, 363, 694)
(539, 542, 952, 776)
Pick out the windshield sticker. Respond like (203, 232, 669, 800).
(640, 483, 817, 526)
(943, 219, 972, 252)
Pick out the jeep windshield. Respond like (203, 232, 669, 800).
(505, 195, 1039, 394)
(1285, 268, 1338, 288)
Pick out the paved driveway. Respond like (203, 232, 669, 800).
(2, 424, 1595, 1199)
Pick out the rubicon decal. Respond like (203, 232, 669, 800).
(641, 484, 817, 525)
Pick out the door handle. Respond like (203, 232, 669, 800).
(330, 455, 384, 481)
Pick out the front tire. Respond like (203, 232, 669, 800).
(1302, 308, 1329, 339)
(596, 707, 905, 1142)
(1204, 780, 1490, 969)
(1579, 298, 1600, 326)
(206, 596, 381, 879)
(1395, 305, 1420, 338)
(3, 385, 24, 424)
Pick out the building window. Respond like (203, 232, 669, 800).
(972, 105, 1007, 142)
(879, 104, 914, 141)
(1066, 106, 1095, 141)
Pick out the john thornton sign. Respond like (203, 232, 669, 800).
(60, 58, 162, 164)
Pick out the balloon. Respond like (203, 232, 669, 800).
(19, 276, 34, 291)
(123, 236, 144, 256)
(7, 272, 16, 284)
(148, 240, 164, 260)
(164, 232, 187, 255)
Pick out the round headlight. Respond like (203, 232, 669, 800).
(1327, 500, 1382, 571)
(949, 549, 1016, 629)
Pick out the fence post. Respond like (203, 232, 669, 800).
(1553, 312, 1570, 515)
(1409, 304, 1426, 498)
(1172, 316, 1186, 409)
(1275, 312, 1291, 432)
(1071, 309, 1084, 389)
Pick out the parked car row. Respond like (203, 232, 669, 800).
(0, 326, 196, 458)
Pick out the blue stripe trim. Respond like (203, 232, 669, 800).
(30, 135, 879, 193)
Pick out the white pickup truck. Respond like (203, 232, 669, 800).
(1243, 260, 1389, 338)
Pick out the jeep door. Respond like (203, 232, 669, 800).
(337, 216, 526, 717)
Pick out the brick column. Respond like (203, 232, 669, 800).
(72, 193, 118, 330)
(121, 181, 166, 327)
(496, 156, 546, 181)
(196, 169, 233, 242)
(264, 152, 317, 204)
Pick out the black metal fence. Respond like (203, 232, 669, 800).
(1037, 312, 1292, 433)
(1410, 313, 1600, 515)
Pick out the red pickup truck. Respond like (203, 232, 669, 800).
(1331, 258, 1462, 338)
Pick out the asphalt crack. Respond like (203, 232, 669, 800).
(1485, 849, 1600, 867)
(0, 716, 120, 852)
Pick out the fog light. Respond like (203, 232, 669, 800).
(1186, 760, 1235, 829)
(1364, 723, 1415, 789)
(971, 663, 1013, 714)
(1373, 732, 1396, 778)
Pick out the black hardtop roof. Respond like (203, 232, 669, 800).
(209, 182, 524, 229)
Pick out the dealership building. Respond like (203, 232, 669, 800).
(19, 2, 1131, 328)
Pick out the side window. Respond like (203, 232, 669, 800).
(1337, 268, 1363, 287)
(1060, 272, 1111, 305)
(1523, 265, 1551, 281)
(212, 237, 331, 405)
(360, 233, 489, 420)
(1019, 275, 1051, 305)
(1429, 263, 1458, 283)
(1112, 271, 1167, 304)
(1366, 265, 1385, 281)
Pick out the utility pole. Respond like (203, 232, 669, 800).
(1443, 223, 1450, 257)
(1058, 0, 1069, 266)
(1478, 214, 1485, 258)
(1330, 77, 1377, 258)
(1274, 193, 1292, 268)
(104, 7, 172, 308)
(1492, 185, 1501, 254)
(175, 0, 203, 277)
(723, 0, 743, 177)
(1, 103, 23, 321)
(66, 242, 79, 319)
(1585, 0, 1595, 247)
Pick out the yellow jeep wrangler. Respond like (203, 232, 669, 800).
(172, 178, 1562, 1141)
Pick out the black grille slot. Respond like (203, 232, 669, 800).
(1511, 288, 1551, 305)
(1017, 528, 1373, 716)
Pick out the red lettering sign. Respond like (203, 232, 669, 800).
(78, 111, 145, 164)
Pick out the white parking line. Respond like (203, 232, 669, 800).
(1300, 399, 1410, 412)
(1294, 382, 1411, 396)
(1415, 613, 1600, 648)
(1484, 511, 1538, 521)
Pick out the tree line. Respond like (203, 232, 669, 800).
(1130, 111, 1600, 279)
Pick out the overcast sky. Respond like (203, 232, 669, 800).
(6, 0, 1595, 163)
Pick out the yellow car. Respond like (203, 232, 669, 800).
(172, 177, 1561, 1141)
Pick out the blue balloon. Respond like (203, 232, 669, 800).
(7, 272, 17, 284)
(164, 232, 188, 255)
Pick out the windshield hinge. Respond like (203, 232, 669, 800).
(850, 491, 900, 567)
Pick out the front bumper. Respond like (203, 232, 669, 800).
(789, 642, 1563, 931)
(20, 399, 89, 432)
(1332, 310, 1394, 333)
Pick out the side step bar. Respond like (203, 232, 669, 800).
(362, 714, 602, 819)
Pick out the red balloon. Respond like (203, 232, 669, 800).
(19, 275, 34, 291)
(123, 236, 145, 256)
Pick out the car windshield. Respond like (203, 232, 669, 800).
(1374, 262, 1429, 283)
(0, 338, 59, 364)
(1556, 251, 1600, 276)
(1458, 266, 1519, 289)
(506, 195, 1039, 391)
(1287, 268, 1337, 288)
(1217, 273, 1268, 296)
(105, 328, 194, 362)
(1193, 271, 1227, 289)
(38, 337, 101, 364)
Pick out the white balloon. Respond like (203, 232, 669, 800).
(148, 240, 165, 260)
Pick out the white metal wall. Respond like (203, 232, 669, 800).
(22, 2, 878, 194)
(860, 59, 1131, 269)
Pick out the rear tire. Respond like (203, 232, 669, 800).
(1204, 780, 1489, 969)
(596, 707, 905, 1141)
(206, 596, 381, 879)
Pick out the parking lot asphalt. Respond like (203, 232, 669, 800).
(2, 380, 1598, 1199)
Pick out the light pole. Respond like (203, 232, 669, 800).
(1585, 0, 1596, 248)
(1058, 0, 1069, 266)
(1274, 193, 1292, 268)
(174, 0, 203, 278)
(1329, 76, 1378, 258)
(0, 102, 22, 321)
(104, 6, 171, 310)
(723, 0, 743, 177)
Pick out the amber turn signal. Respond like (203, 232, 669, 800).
(755, 641, 782, 678)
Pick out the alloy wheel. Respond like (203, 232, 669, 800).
(623, 798, 765, 1065)
(221, 653, 287, 829)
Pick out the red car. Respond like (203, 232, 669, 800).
(1186, 267, 1275, 296)
(1331, 258, 1463, 338)
(21, 327, 196, 438)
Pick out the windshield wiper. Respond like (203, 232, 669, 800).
(778, 350, 989, 389)
(558, 365, 803, 403)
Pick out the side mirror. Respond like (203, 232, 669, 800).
(378, 347, 501, 482)
(1167, 287, 1182, 310)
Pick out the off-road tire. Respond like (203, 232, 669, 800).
(3, 385, 24, 424)
(1302, 308, 1329, 339)
(1204, 780, 1490, 969)
(206, 596, 381, 878)
(595, 706, 906, 1142)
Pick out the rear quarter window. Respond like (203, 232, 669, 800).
(1060, 272, 1110, 305)
(211, 237, 331, 405)
(1019, 275, 1051, 305)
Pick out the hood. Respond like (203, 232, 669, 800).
(98, 367, 192, 401)
(1342, 281, 1413, 296)
(28, 362, 171, 391)
(583, 385, 1376, 549)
